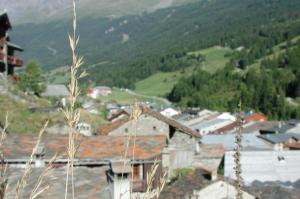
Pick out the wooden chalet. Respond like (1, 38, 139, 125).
(0, 12, 24, 76)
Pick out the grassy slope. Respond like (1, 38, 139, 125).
(134, 46, 232, 97)
(188, 46, 232, 73)
(0, 93, 106, 134)
(44, 66, 70, 84)
(98, 88, 166, 106)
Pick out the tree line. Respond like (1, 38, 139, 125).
(168, 40, 300, 119)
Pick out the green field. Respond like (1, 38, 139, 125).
(0, 91, 106, 134)
(188, 46, 232, 73)
(45, 66, 70, 84)
(99, 88, 167, 106)
(134, 69, 191, 97)
(135, 46, 232, 97)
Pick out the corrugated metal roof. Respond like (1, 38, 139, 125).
(258, 133, 300, 144)
(202, 133, 272, 151)
(192, 118, 233, 133)
(287, 125, 300, 134)
(225, 151, 300, 184)
(261, 122, 296, 134)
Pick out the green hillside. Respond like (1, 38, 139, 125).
(188, 46, 232, 74)
(10, 0, 300, 90)
(134, 46, 232, 97)
(168, 36, 300, 119)
(0, 93, 106, 134)
(98, 88, 167, 106)
(247, 35, 300, 70)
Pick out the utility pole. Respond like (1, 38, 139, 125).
(234, 99, 244, 199)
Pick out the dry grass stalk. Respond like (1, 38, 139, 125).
(134, 159, 167, 199)
(123, 103, 166, 199)
(146, 159, 167, 199)
(129, 102, 142, 197)
(28, 154, 58, 199)
(0, 113, 9, 199)
(63, 0, 86, 198)
(14, 121, 48, 199)
(118, 102, 142, 199)
(0, 113, 8, 146)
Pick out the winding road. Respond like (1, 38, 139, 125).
(126, 89, 172, 107)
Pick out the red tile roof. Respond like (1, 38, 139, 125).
(245, 113, 268, 123)
(2, 134, 167, 161)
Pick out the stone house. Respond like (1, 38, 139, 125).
(98, 106, 201, 178)
(2, 134, 166, 198)
(87, 86, 112, 99)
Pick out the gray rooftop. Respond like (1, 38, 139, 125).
(41, 84, 70, 97)
(191, 118, 232, 131)
(239, 121, 277, 134)
(287, 125, 300, 134)
(260, 122, 297, 134)
(225, 151, 300, 184)
(202, 133, 272, 151)
(5, 167, 110, 199)
(258, 133, 300, 144)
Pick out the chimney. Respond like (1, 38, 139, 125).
(107, 159, 132, 199)
(34, 143, 45, 168)
(278, 122, 282, 129)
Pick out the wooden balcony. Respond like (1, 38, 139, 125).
(132, 179, 147, 193)
(0, 53, 23, 67)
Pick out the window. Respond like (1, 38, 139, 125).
(278, 156, 285, 163)
(133, 164, 140, 179)
(153, 126, 157, 131)
(124, 128, 128, 133)
(117, 173, 128, 179)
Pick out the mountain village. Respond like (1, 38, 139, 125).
(1, 4, 300, 199)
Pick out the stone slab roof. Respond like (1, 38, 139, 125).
(2, 134, 167, 161)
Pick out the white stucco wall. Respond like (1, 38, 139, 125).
(113, 178, 130, 199)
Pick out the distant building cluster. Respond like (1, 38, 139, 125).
(3, 99, 300, 198)
(87, 86, 112, 99)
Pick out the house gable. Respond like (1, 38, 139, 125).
(99, 106, 200, 139)
(109, 114, 170, 137)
